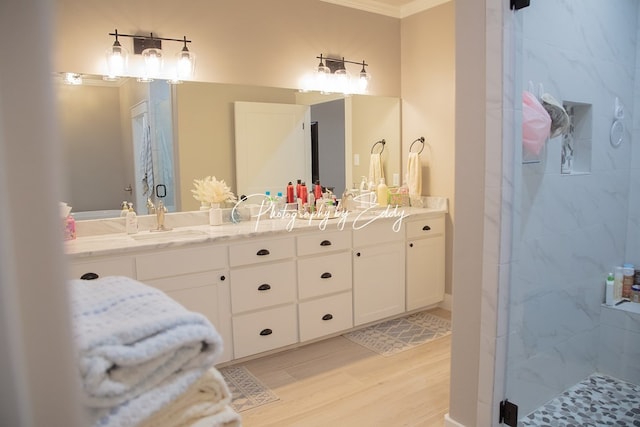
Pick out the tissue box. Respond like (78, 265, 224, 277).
(388, 188, 410, 207)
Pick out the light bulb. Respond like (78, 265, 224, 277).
(142, 47, 163, 80)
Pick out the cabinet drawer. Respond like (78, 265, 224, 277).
(144, 270, 226, 293)
(136, 245, 227, 280)
(232, 304, 298, 358)
(230, 261, 296, 313)
(298, 292, 353, 342)
(406, 216, 445, 239)
(297, 253, 352, 300)
(229, 237, 294, 267)
(297, 230, 351, 256)
(352, 218, 404, 246)
(68, 256, 135, 280)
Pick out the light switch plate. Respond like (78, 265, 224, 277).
(393, 173, 400, 186)
(354, 154, 360, 166)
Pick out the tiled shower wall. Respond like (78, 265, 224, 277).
(505, 0, 639, 417)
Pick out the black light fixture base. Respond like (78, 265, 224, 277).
(510, 0, 530, 11)
(133, 37, 162, 54)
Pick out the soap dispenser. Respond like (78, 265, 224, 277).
(126, 203, 138, 234)
(120, 201, 129, 217)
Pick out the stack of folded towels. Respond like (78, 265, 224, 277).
(69, 275, 240, 427)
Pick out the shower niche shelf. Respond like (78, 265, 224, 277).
(561, 101, 592, 176)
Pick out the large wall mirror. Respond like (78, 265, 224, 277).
(55, 74, 400, 219)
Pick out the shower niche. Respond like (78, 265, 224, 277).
(561, 101, 592, 175)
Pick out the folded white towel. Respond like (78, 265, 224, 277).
(140, 367, 241, 427)
(368, 153, 384, 186)
(69, 276, 223, 427)
(407, 152, 422, 197)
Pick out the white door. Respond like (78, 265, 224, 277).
(234, 102, 311, 198)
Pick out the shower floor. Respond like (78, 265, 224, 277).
(520, 373, 640, 426)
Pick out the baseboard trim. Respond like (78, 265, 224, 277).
(444, 413, 466, 427)
(439, 293, 452, 311)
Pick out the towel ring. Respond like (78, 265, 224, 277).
(370, 139, 386, 154)
(409, 137, 425, 154)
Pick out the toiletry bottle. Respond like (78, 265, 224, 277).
(300, 182, 308, 205)
(314, 180, 323, 200)
(126, 203, 138, 234)
(614, 266, 624, 301)
(377, 178, 388, 207)
(606, 272, 615, 306)
(296, 179, 302, 200)
(368, 180, 376, 205)
(276, 191, 285, 212)
(308, 192, 315, 213)
(623, 263, 635, 298)
(120, 201, 129, 217)
(64, 214, 76, 241)
(287, 182, 295, 204)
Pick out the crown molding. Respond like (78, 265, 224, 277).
(318, 0, 450, 19)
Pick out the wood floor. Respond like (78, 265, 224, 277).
(232, 308, 451, 427)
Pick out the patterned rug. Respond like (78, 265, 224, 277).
(219, 365, 279, 412)
(343, 311, 451, 356)
(521, 373, 640, 426)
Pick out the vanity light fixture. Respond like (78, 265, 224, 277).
(63, 72, 83, 85)
(303, 54, 370, 95)
(105, 30, 196, 83)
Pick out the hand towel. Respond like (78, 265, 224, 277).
(368, 153, 384, 185)
(407, 152, 422, 197)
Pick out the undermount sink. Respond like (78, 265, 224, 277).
(130, 229, 208, 242)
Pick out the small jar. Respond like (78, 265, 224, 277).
(632, 285, 640, 303)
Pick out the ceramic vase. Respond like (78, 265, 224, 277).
(209, 203, 223, 226)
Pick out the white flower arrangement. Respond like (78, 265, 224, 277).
(191, 176, 237, 205)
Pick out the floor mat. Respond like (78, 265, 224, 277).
(219, 365, 279, 412)
(343, 311, 451, 356)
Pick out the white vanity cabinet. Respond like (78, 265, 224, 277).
(297, 230, 353, 342)
(68, 255, 135, 280)
(135, 245, 233, 363)
(352, 219, 406, 326)
(229, 236, 298, 359)
(405, 216, 446, 310)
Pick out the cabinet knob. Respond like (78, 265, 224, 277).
(256, 249, 270, 256)
(258, 284, 271, 291)
(409, 243, 414, 248)
(422, 225, 431, 231)
(259, 328, 273, 336)
(322, 314, 333, 321)
(320, 272, 332, 279)
(220, 275, 226, 281)
(320, 240, 332, 246)
(80, 272, 99, 280)
(356, 252, 361, 257)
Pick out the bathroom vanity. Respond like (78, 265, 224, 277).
(66, 199, 446, 364)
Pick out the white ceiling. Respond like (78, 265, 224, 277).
(319, 0, 450, 19)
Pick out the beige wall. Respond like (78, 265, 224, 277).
(175, 83, 297, 211)
(54, 0, 401, 97)
(57, 84, 127, 211)
(401, 2, 455, 295)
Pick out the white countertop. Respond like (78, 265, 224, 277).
(65, 199, 447, 259)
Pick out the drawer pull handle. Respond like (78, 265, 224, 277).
(258, 284, 271, 291)
(356, 252, 361, 257)
(320, 272, 332, 279)
(220, 275, 226, 281)
(320, 240, 332, 246)
(80, 272, 99, 280)
(322, 314, 333, 321)
(256, 249, 270, 256)
(409, 243, 414, 248)
(260, 328, 273, 336)
(422, 225, 431, 231)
